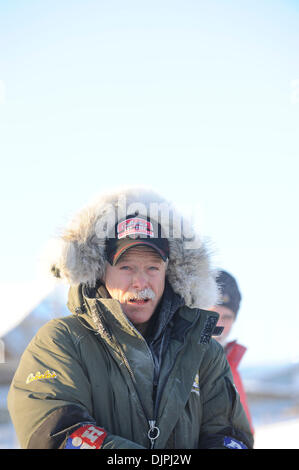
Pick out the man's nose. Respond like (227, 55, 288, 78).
(131, 271, 148, 290)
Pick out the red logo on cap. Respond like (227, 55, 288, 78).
(117, 218, 154, 239)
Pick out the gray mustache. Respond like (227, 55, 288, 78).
(123, 288, 156, 301)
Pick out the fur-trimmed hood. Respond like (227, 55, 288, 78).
(48, 186, 219, 309)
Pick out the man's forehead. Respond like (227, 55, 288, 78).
(211, 305, 235, 318)
(116, 246, 165, 264)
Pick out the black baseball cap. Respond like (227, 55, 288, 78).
(105, 215, 169, 266)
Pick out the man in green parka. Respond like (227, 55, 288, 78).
(8, 187, 254, 449)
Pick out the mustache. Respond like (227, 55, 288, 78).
(122, 288, 156, 302)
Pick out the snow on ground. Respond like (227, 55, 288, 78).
(0, 421, 19, 449)
(0, 386, 18, 448)
(253, 417, 299, 449)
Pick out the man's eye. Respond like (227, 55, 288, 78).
(149, 266, 159, 271)
(119, 266, 130, 270)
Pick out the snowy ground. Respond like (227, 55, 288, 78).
(0, 421, 19, 449)
(253, 418, 299, 449)
(0, 385, 19, 449)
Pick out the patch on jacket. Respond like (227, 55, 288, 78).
(223, 436, 247, 449)
(191, 373, 200, 395)
(26, 370, 57, 384)
(65, 425, 107, 449)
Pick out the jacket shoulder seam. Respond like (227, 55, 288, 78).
(42, 316, 94, 348)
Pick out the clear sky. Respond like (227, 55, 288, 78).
(1, 0, 299, 367)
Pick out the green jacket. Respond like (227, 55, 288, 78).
(8, 283, 254, 449)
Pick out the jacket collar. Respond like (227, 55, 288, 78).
(67, 281, 220, 347)
(67, 279, 183, 339)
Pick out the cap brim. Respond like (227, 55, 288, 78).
(111, 240, 168, 265)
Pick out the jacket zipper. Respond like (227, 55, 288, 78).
(148, 420, 160, 449)
(115, 336, 160, 449)
(93, 301, 160, 449)
(138, 320, 196, 448)
(108, 315, 197, 449)
(151, 319, 196, 441)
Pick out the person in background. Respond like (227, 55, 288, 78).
(210, 270, 254, 434)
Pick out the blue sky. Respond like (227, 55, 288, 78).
(1, 0, 299, 366)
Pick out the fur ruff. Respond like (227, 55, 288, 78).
(48, 186, 219, 309)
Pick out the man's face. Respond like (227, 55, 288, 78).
(210, 305, 236, 345)
(104, 247, 167, 326)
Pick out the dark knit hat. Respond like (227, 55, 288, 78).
(216, 270, 242, 316)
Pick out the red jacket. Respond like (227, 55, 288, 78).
(224, 340, 254, 435)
